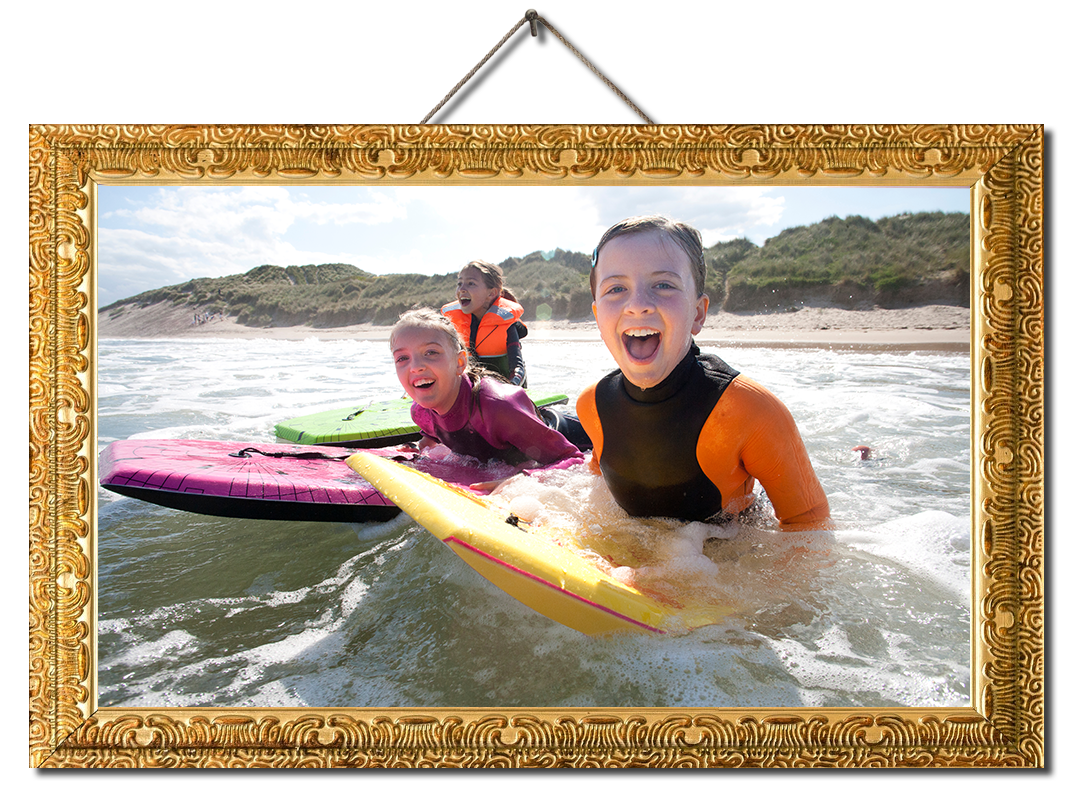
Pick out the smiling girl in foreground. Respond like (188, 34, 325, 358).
(391, 308, 584, 470)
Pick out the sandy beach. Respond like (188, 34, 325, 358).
(98, 303, 970, 351)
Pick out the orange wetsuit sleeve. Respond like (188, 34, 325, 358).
(576, 383, 603, 475)
(697, 375, 830, 526)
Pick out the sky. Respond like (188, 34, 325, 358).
(96, 185, 969, 307)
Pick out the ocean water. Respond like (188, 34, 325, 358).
(96, 336, 972, 708)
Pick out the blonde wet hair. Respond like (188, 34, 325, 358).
(390, 307, 465, 354)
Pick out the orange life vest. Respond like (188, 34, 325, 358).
(442, 297, 525, 357)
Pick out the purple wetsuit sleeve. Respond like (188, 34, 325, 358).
(474, 382, 583, 468)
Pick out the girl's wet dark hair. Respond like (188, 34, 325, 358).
(590, 215, 707, 299)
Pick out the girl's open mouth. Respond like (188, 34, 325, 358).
(623, 329, 661, 361)
(413, 378, 435, 390)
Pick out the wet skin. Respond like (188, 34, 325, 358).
(391, 328, 467, 416)
(592, 231, 709, 389)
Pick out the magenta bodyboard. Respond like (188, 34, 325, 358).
(99, 439, 518, 523)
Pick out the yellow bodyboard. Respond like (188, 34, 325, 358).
(346, 452, 734, 636)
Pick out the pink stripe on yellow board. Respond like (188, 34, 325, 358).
(442, 536, 664, 634)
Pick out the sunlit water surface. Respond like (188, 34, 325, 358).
(97, 336, 971, 708)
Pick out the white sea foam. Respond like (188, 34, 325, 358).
(839, 510, 971, 605)
(99, 629, 199, 670)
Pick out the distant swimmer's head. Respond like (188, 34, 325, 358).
(590, 216, 710, 389)
(390, 308, 469, 415)
(456, 260, 506, 318)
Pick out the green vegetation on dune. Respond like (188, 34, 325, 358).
(723, 212, 969, 310)
(499, 248, 594, 320)
(100, 212, 969, 328)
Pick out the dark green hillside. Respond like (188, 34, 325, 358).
(102, 263, 389, 328)
(702, 238, 760, 306)
(723, 212, 969, 311)
(100, 211, 969, 329)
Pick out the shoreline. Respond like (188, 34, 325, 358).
(98, 303, 971, 351)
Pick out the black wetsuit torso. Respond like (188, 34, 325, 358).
(593, 345, 739, 521)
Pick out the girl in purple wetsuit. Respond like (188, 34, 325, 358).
(390, 308, 584, 470)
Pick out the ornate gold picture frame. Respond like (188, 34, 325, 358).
(29, 124, 1043, 768)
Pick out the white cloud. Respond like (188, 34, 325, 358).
(284, 190, 407, 227)
(390, 186, 607, 262)
(98, 187, 414, 305)
(106, 186, 407, 238)
(587, 186, 786, 245)
(108, 187, 284, 240)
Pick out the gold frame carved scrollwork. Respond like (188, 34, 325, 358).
(28, 124, 1044, 768)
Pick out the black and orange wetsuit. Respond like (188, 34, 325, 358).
(576, 344, 829, 526)
(442, 297, 528, 386)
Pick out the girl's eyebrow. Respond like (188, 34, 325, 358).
(598, 269, 683, 286)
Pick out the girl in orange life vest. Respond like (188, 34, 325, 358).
(441, 260, 528, 387)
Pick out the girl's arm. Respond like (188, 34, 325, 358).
(698, 376, 830, 527)
(483, 389, 583, 469)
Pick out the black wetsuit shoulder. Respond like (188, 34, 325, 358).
(593, 346, 739, 521)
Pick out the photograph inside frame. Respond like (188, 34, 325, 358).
(93, 182, 972, 708)
(29, 124, 1042, 767)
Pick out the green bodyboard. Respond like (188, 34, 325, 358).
(275, 393, 569, 447)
